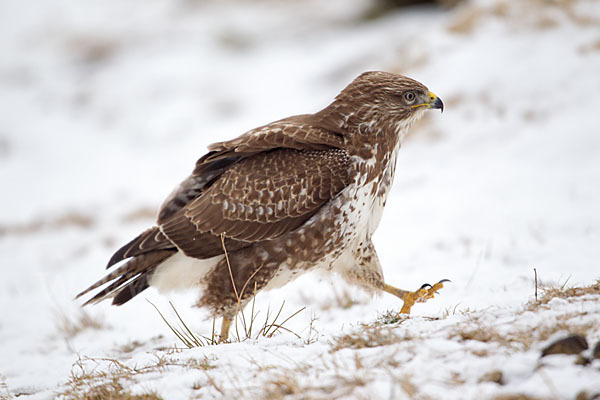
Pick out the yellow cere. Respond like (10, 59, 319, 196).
(411, 91, 439, 109)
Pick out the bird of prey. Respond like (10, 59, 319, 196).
(77, 71, 446, 340)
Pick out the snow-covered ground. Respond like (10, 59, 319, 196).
(1, 0, 600, 398)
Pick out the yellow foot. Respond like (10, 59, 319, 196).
(384, 279, 450, 315)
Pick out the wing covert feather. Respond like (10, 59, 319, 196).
(205, 115, 344, 159)
(158, 117, 344, 224)
(160, 147, 352, 254)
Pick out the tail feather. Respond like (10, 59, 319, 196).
(106, 227, 174, 269)
(77, 250, 175, 306)
(80, 266, 143, 306)
(112, 274, 150, 305)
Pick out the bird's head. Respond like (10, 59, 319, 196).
(316, 71, 443, 139)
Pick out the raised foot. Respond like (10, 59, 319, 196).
(384, 279, 450, 315)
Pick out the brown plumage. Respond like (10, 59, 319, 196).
(76, 71, 446, 339)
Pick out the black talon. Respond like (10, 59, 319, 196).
(439, 279, 451, 284)
(420, 283, 433, 289)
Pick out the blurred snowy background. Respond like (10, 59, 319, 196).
(1, 0, 600, 398)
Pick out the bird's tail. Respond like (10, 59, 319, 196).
(75, 249, 175, 306)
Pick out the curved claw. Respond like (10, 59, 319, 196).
(388, 278, 449, 315)
(428, 279, 449, 294)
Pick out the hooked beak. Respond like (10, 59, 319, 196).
(428, 91, 444, 112)
(412, 91, 444, 113)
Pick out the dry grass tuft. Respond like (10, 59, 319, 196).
(120, 207, 156, 223)
(62, 380, 161, 400)
(330, 309, 442, 352)
(66, 35, 119, 65)
(262, 370, 367, 400)
(330, 322, 412, 352)
(449, 281, 600, 352)
(150, 297, 306, 348)
(375, 309, 409, 325)
(0, 212, 94, 237)
(452, 311, 596, 351)
(447, 0, 600, 36)
(531, 280, 600, 307)
(56, 309, 107, 339)
(262, 373, 302, 399)
(149, 300, 219, 348)
(396, 374, 419, 398)
(59, 352, 214, 399)
(578, 38, 600, 55)
(447, 5, 484, 34)
(1, 377, 13, 400)
(492, 395, 544, 400)
(456, 324, 511, 345)
(116, 340, 145, 354)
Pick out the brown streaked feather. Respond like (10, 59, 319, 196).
(154, 119, 350, 258)
(205, 115, 344, 158)
(157, 222, 249, 259)
(159, 148, 351, 256)
(76, 250, 175, 305)
(158, 119, 344, 225)
(158, 156, 244, 223)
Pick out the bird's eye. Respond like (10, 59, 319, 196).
(404, 91, 416, 103)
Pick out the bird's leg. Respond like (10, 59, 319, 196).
(350, 239, 449, 314)
(383, 279, 449, 314)
(219, 316, 232, 342)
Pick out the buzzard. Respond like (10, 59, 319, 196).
(77, 71, 446, 340)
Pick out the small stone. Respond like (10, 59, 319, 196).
(478, 370, 503, 384)
(576, 391, 588, 400)
(541, 334, 588, 357)
(576, 391, 600, 400)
